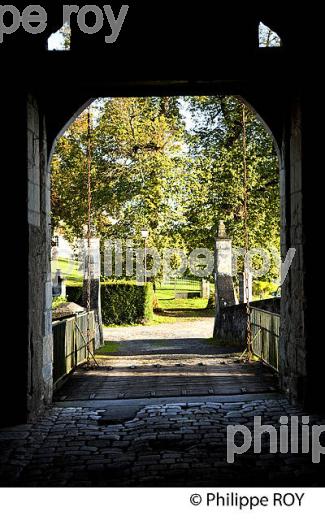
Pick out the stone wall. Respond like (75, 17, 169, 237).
(251, 298, 280, 314)
(278, 97, 306, 405)
(27, 95, 53, 419)
(214, 298, 280, 347)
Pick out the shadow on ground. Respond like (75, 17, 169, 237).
(98, 337, 241, 356)
(155, 307, 215, 318)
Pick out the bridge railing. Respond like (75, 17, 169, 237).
(251, 307, 280, 372)
(52, 311, 96, 388)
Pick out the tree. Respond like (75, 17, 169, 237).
(51, 97, 187, 250)
(51, 95, 280, 281)
(181, 96, 280, 280)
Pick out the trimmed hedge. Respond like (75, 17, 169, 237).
(66, 283, 83, 305)
(66, 281, 154, 325)
(206, 293, 216, 309)
(101, 281, 154, 325)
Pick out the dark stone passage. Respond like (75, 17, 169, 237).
(0, 320, 300, 487)
(1, 9, 324, 495)
(1, 322, 319, 487)
(1, 318, 323, 487)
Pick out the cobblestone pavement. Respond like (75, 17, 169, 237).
(1, 398, 325, 486)
(2, 320, 324, 486)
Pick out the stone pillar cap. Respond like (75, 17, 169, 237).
(217, 220, 227, 238)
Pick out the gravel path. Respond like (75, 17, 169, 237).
(101, 317, 229, 356)
(104, 317, 215, 341)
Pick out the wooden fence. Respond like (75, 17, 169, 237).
(251, 307, 280, 371)
(52, 311, 96, 388)
(160, 278, 201, 290)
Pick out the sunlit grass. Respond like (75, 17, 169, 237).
(103, 313, 178, 328)
(96, 341, 120, 355)
(51, 257, 83, 282)
(158, 297, 208, 310)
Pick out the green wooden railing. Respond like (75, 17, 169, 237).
(251, 307, 280, 371)
(52, 311, 95, 387)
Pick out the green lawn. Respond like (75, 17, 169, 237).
(102, 312, 178, 328)
(102, 297, 213, 328)
(155, 293, 215, 319)
(51, 257, 83, 282)
(96, 341, 120, 355)
(156, 280, 202, 299)
(155, 288, 177, 300)
(158, 297, 208, 310)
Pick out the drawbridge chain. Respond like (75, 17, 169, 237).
(86, 107, 99, 368)
(242, 104, 253, 360)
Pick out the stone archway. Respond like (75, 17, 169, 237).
(1, 3, 318, 426)
(38, 88, 296, 406)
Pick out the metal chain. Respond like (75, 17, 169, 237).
(85, 107, 99, 368)
(242, 105, 253, 359)
(86, 107, 92, 365)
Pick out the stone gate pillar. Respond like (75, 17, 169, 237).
(239, 271, 253, 303)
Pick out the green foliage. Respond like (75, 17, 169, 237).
(206, 293, 216, 309)
(96, 341, 120, 355)
(152, 293, 160, 309)
(253, 280, 279, 300)
(60, 24, 71, 50)
(52, 296, 68, 309)
(51, 97, 187, 249)
(66, 280, 154, 325)
(101, 281, 154, 325)
(66, 284, 83, 305)
(52, 95, 280, 284)
(182, 96, 280, 281)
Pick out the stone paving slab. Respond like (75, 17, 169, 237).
(55, 393, 285, 424)
(1, 398, 325, 487)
